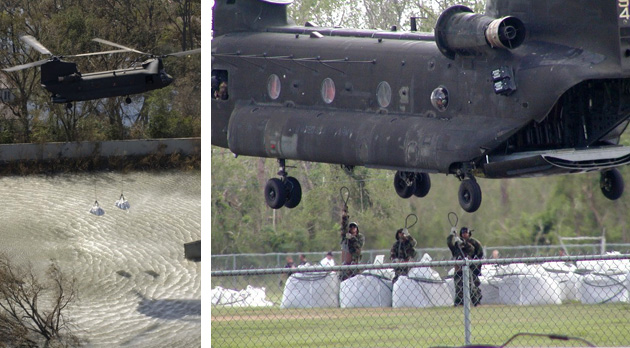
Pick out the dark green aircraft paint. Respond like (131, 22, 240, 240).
(211, 0, 630, 213)
(4, 36, 200, 106)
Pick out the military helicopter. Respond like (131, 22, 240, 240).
(3, 35, 201, 107)
(212, 0, 630, 213)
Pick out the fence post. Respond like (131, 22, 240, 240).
(463, 260, 471, 345)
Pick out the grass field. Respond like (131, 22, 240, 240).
(211, 302, 630, 347)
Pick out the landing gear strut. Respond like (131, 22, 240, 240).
(264, 159, 302, 209)
(600, 168, 624, 200)
(393, 171, 432, 199)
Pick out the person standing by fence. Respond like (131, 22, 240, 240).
(340, 205, 364, 281)
(320, 251, 335, 267)
(447, 226, 483, 306)
(390, 228, 417, 284)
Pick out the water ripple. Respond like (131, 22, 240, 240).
(0, 171, 200, 347)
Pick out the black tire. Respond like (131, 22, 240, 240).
(394, 171, 415, 198)
(284, 176, 302, 209)
(264, 178, 286, 209)
(413, 173, 431, 197)
(600, 168, 624, 200)
(458, 179, 482, 213)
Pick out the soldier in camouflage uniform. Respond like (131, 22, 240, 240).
(390, 228, 418, 284)
(447, 226, 483, 306)
(339, 206, 365, 281)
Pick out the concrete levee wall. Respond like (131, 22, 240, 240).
(0, 138, 200, 163)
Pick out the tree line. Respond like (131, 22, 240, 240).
(211, 0, 630, 256)
(211, 148, 630, 256)
(0, 0, 201, 144)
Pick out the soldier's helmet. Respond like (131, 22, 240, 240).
(349, 222, 359, 231)
(460, 227, 471, 236)
(395, 228, 404, 240)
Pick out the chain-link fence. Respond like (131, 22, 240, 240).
(211, 253, 630, 347)
(211, 244, 630, 271)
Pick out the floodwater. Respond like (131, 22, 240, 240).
(0, 170, 201, 347)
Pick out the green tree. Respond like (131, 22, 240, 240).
(0, 0, 201, 143)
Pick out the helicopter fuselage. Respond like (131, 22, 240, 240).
(211, 0, 630, 212)
(212, 0, 630, 178)
(41, 58, 173, 103)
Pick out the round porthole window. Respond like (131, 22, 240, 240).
(267, 74, 281, 100)
(321, 78, 335, 104)
(430, 86, 449, 111)
(376, 81, 392, 108)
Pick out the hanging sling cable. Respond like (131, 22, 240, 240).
(339, 187, 352, 266)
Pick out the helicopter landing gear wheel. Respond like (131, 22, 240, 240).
(600, 168, 624, 200)
(394, 171, 416, 198)
(458, 178, 482, 213)
(413, 173, 431, 197)
(283, 176, 302, 209)
(264, 178, 286, 209)
(264, 159, 303, 209)
(125, 96, 132, 104)
(66, 102, 73, 109)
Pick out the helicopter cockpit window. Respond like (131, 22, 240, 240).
(321, 78, 335, 104)
(430, 86, 449, 111)
(212, 69, 229, 101)
(376, 81, 392, 108)
(267, 74, 281, 100)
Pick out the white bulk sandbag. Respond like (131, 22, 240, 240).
(281, 272, 339, 308)
(211, 285, 273, 307)
(499, 275, 562, 305)
(577, 255, 630, 275)
(211, 286, 234, 305)
(408, 263, 441, 280)
(340, 274, 392, 308)
(481, 264, 501, 278)
(393, 275, 452, 308)
(479, 276, 503, 305)
(580, 272, 628, 304)
(543, 262, 581, 302)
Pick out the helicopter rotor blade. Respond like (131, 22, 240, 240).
(21, 35, 52, 56)
(92, 38, 145, 55)
(2, 58, 51, 72)
(164, 48, 201, 58)
(71, 49, 132, 57)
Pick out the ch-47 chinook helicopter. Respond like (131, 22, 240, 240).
(212, 0, 630, 213)
(3, 35, 201, 108)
